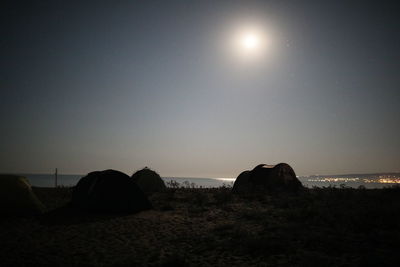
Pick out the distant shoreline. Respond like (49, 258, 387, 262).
(1, 172, 399, 189)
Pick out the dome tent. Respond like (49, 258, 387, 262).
(232, 163, 303, 193)
(0, 175, 45, 215)
(71, 169, 152, 213)
(131, 167, 166, 193)
(231, 170, 252, 193)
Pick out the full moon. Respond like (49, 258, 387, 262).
(230, 26, 269, 61)
(241, 33, 260, 50)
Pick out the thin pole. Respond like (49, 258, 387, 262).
(55, 168, 58, 188)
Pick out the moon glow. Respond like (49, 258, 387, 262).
(230, 26, 269, 62)
(241, 32, 260, 51)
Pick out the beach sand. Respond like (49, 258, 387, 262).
(0, 186, 399, 266)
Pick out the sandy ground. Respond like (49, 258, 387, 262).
(0, 186, 399, 266)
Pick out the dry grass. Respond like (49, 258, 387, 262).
(0, 186, 399, 266)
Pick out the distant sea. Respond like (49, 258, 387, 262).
(8, 172, 400, 189)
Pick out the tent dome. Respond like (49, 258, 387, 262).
(232, 163, 303, 193)
(231, 170, 251, 193)
(71, 169, 152, 213)
(132, 167, 166, 193)
(0, 175, 45, 215)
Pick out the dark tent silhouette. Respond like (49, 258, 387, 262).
(0, 175, 45, 215)
(71, 169, 152, 213)
(232, 170, 252, 193)
(132, 167, 166, 193)
(232, 163, 303, 193)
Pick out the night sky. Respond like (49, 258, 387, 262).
(1, 1, 399, 177)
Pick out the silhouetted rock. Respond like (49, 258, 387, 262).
(71, 169, 152, 213)
(0, 174, 45, 215)
(232, 163, 303, 193)
(132, 167, 166, 193)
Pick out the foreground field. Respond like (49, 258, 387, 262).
(0, 186, 399, 266)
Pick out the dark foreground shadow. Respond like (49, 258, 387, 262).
(40, 203, 135, 226)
